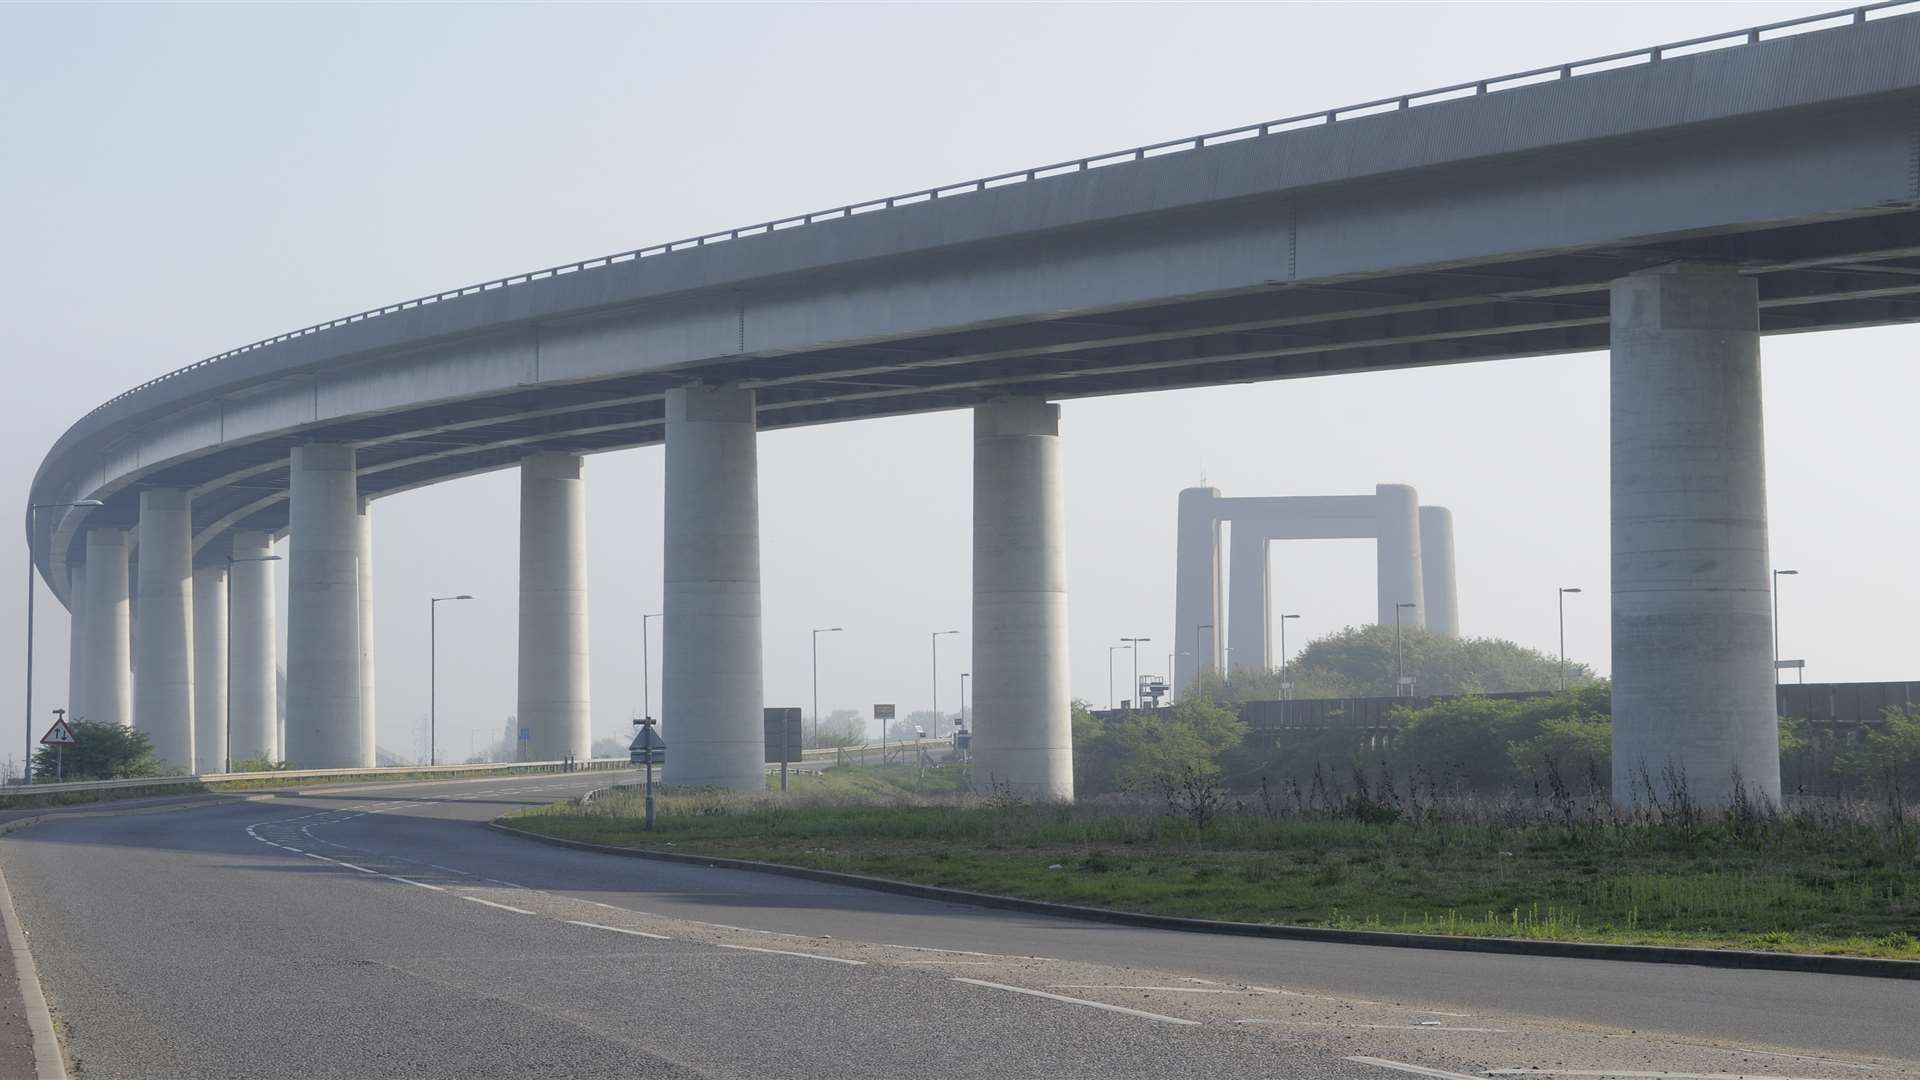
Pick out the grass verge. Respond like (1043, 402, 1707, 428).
(508, 765, 1920, 961)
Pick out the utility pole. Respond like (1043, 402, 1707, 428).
(1120, 637, 1150, 710)
(1557, 587, 1582, 691)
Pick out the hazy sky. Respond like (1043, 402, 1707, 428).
(5, 1, 1915, 764)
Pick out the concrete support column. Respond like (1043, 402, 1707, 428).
(1611, 263, 1778, 805)
(1418, 506, 1460, 638)
(134, 489, 195, 770)
(229, 530, 278, 763)
(81, 530, 131, 727)
(518, 452, 591, 763)
(1374, 483, 1424, 629)
(971, 398, 1071, 801)
(661, 386, 763, 790)
(1226, 524, 1269, 672)
(192, 563, 227, 773)
(1172, 486, 1222, 699)
(66, 566, 87, 720)
(286, 444, 362, 768)
(356, 497, 377, 768)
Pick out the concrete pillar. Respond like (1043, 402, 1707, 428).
(286, 444, 362, 768)
(81, 530, 131, 727)
(66, 565, 86, 720)
(1418, 506, 1460, 639)
(1374, 483, 1424, 630)
(229, 530, 278, 763)
(1172, 486, 1222, 699)
(133, 489, 195, 770)
(518, 452, 591, 763)
(192, 562, 227, 773)
(661, 386, 763, 790)
(1611, 263, 1778, 805)
(972, 399, 1071, 800)
(356, 496, 377, 768)
(1226, 523, 1269, 671)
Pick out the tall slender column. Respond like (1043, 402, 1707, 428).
(1418, 506, 1460, 638)
(519, 452, 592, 763)
(134, 489, 195, 770)
(229, 530, 278, 763)
(972, 398, 1071, 801)
(661, 386, 763, 790)
(1374, 483, 1424, 629)
(81, 529, 131, 727)
(286, 444, 362, 768)
(191, 562, 227, 773)
(356, 496, 377, 768)
(1226, 523, 1269, 672)
(1611, 263, 1778, 805)
(66, 565, 87, 720)
(1172, 486, 1222, 699)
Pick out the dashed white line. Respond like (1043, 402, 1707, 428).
(1049, 984, 1273, 995)
(462, 896, 535, 916)
(715, 943, 865, 965)
(390, 876, 445, 892)
(952, 978, 1199, 1026)
(1345, 1057, 1484, 1080)
(562, 920, 671, 940)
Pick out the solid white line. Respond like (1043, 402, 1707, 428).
(390, 876, 445, 892)
(952, 978, 1199, 1026)
(0, 861, 67, 1080)
(562, 920, 671, 940)
(333, 861, 380, 875)
(462, 896, 535, 915)
(715, 943, 865, 965)
(1487, 1073, 1828, 1079)
(1047, 984, 1273, 994)
(1345, 1057, 1486, 1080)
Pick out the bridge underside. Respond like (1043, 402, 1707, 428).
(68, 205, 1920, 564)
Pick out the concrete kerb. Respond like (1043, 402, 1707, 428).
(488, 821, 1920, 982)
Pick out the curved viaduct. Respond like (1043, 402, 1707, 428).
(27, 4, 1920, 801)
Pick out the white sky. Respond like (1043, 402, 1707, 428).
(5, 1, 1915, 763)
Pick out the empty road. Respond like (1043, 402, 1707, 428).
(0, 772, 1912, 1079)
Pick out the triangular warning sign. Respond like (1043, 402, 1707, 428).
(40, 719, 77, 746)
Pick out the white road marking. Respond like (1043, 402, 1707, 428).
(952, 978, 1199, 1026)
(1487, 1073, 1833, 1079)
(1345, 1057, 1485, 1080)
(391, 877, 445, 892)
(562, 920, 671, 940)
(1048, 984, 1274, 994)
(429, 864, 472, 876)
(898, 959, 997, 965)
(462, 896, 535, 915)
(878, 943, 1007, 958)
(333, 862, 381, 875)
(715, 943, 865, 965)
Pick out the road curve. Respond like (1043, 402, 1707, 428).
(0, 773, 1913, 1079)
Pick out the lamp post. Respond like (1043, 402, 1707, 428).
(428, 594, 473, 765)
(1773, 569, 1798, 692)
(1557, 587, 1583, 692)
(22, 499, 103, 784)
(959, 672, 969, 732)
(640, 612, 662, 726)
(1107, 644, 1130, 709)
(225, 553, 282, 773)
(1120, 637, 1150, 711)
(812, 626, 843, 744)
(1193, 623, 1212, 686)
(1278, 613, 1301, 722)
(931, 629, 959, 735)
(1393, 602, 1416, 698)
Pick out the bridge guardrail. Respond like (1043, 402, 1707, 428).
(0, 757, 633, 799)
(71, 1, 1920, 426)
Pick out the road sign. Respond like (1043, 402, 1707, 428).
(1776, 659, 1806, 670)
(764, 708, 802, 764)
(628, 725, 666, 765)
(873, 703, 896, 721)
(39, 719, 76, 746)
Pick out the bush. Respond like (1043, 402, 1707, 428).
(31, 721, 163, 782)
(1837, 705, 1920, 791)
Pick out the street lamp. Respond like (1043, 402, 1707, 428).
(22, 498, 103, 784)
(429, 594, 474, 765)
(1557, 587, 1583, 692)
(959, 672, 969, 731)
(1193, 623, 1212, 684)
(641, 612, 662, 727)
(931, 629, 959, 735)
(1278, 613, 1301, 722)
(1120, 637, 1150, 710)
(812, 626, 844, 744)
(1393, 603, 1417, 698)
(225, 552, 282, 773)
(1773, 569, 1798, 692)
(1107, 644, 1131, 709)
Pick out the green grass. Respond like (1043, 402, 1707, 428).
(508, 765, 1920, 961)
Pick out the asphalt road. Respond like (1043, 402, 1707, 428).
(1, 772, 1913, 1080)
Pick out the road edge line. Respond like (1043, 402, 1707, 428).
(486, 821, 1920, 982)
(0, 861, 66, 1080)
